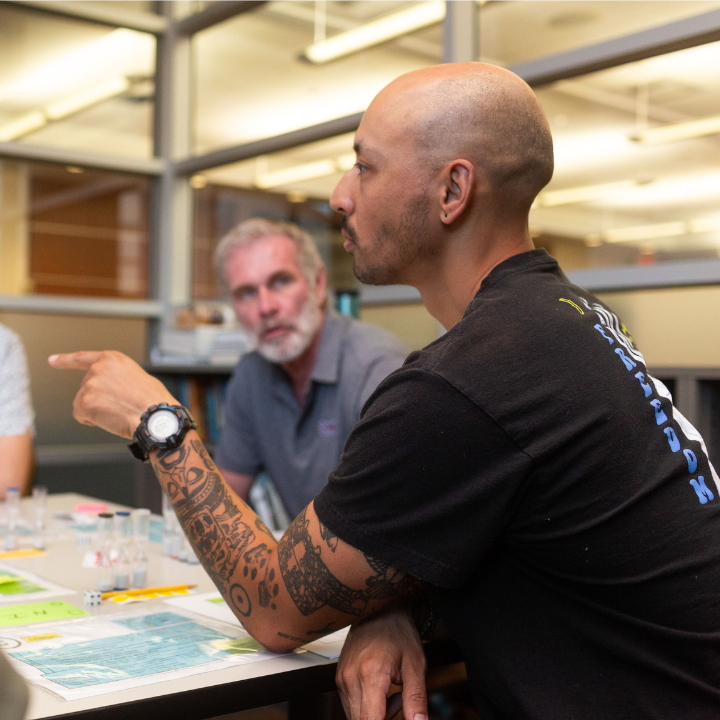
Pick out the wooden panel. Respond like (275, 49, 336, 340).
(28, 165, 149, 298)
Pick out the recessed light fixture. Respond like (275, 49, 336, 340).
(65, 166, 84, 174)
(190, 175, 208, 189)
(303, 1, 445, 64)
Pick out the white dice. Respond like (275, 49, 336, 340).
(83, 590, 102, 607)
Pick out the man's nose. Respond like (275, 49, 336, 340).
(330, 171, 354, 215)
(257, 286, 278, 316)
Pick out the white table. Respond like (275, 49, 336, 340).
(5, 493, 338, 720)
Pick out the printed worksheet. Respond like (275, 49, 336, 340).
(164, 592, 349, 659)
(5, 608, 277, 700)
(0, 562, 75, 604)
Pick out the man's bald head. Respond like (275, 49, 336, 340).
(369, 63, 554, 211)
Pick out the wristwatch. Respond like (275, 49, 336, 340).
(128, 403, 198, 462)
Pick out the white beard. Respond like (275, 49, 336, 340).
(246, 295, 323, 364)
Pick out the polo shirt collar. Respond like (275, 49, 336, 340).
(310, 310, 345, 386)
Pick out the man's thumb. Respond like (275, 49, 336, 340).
(401, 674, 427, 720)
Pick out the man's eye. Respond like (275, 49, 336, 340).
(271, 276, 292, 290)
(235, 289, 256, 302)
(355, 163, 367, 174)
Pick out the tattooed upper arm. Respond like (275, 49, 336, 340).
(277, 506, 416, 620)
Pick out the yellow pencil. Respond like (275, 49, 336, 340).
(101, 583, 196, 599)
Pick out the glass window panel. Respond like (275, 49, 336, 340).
(480, 1, 720, 68)
(0, 160, 150, 299)
(0, 5, 155, 158)
(531, 39, 720, 270)
(193, 1, 440, 154)
(192, 134, 354, 301)
(193, 181, 344, 302)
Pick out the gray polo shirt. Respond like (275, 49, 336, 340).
(215, 311, 407, 517)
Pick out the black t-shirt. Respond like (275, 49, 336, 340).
(314, 249, 720, 720)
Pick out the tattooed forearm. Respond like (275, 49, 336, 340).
(154, 443, 255, 605)
(278, 631, 306, 643)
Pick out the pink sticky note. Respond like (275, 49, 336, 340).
(74, 502, 107, 514)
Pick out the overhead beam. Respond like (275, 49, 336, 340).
(567, 258, 720, 294)
(512, 8, 720, 87)
(175, 1, 267, 36)
(5, 0, 168, 34)
(0, 141, 165, 175)
(175, 111, 365, 176)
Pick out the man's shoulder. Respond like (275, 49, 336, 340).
(228, 351, 274, 388)
(339, 316, 408, 362)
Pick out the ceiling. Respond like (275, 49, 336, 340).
(1, 1, 720, 262)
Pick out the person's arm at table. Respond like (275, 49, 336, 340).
(0, 431, 34, 499)
(217, 466, 254, 502)
(48, 350, 418, 653)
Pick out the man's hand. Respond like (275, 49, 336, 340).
(48, 351, 177, 439)
(337, 604, 428, 720)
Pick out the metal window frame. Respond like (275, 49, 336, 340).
(2, 0, 720, 319)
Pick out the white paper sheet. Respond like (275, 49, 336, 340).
(5, 606, 277, 700)
(164, 592, 349, 659)
(0, 562, 75, 604)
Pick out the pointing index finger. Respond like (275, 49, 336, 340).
(48, 351, 104, 370)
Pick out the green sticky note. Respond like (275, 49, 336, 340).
(0, 601, 89, 627)
(0, 573, 46, 597)
(207, 597, 226, 604)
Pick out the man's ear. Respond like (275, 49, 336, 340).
(438, 160, 474, 224)
(314, 265, 328, 307)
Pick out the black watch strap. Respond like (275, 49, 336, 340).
(128, 403, 198, 462)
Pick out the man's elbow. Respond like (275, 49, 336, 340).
(251, 625, 303, 654)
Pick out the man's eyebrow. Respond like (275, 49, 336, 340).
(353, 140, 375, 157)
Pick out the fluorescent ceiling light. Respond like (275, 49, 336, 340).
(256, 153, 356, 189)
(604, 222, 686, 244)
(690, 217, 720, 234)
(630, 114, 720, 145)
(46, 77, 129, 120)
(0, 29, 152, 104)
(0, 111, 46, 142)
(0, 76, 131, 142)
(303, 1, 445, 64)
(536, 180, 641, 208)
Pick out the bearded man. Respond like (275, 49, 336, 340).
(214, 218, 406, 518)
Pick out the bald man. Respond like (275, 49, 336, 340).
(49, 64, 720, 720)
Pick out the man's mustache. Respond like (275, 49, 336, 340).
(342, 217, 359, 244)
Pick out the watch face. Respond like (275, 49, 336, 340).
(147, 409, 180, 440)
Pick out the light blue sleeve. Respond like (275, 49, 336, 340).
(0, 325, 35, 437)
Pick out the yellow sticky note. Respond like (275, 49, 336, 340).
(21, 632, 62, 642)
(0, 549, 46, 560)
